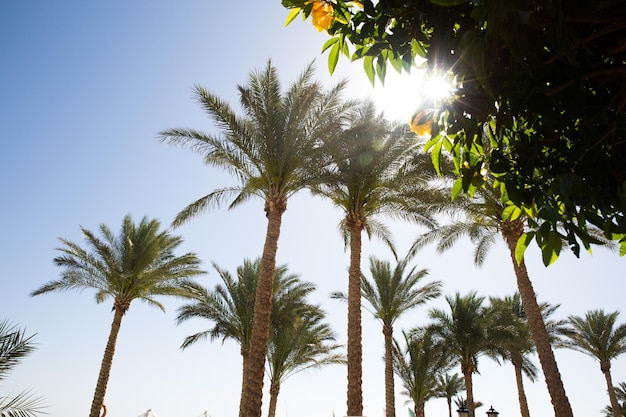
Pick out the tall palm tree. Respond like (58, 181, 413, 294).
(312, 100, 442, 416)
(266, 303, 345, 417)
(429, 292, 512, 417)
(176, 258, 313, 408)
(30, 215, 204, 417)
(159, 60, 351, 417)
(603, 382, 626, 417)
(489, 294, 566, 417)
(562, 309, 626, 417)
(357, 255, 441, 417)
(393, 327, 451, 417)
(0, 320, 46, 417)
(410, 182, 575, 417)
(434, 373, 465, 417)
(488, 294, 539, 417)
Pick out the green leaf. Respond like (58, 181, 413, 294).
(341, 36, 350, 57)
(284, 8, 302, 26)
(328, 42, 340, 75)
(363, 56, 375, 85)
(389, 55, 403, 73)
(430, 139, 443, 176)
(451, 177, 463, 200)
(321, 36, 340, 53)
(538, 228, 562, 266)
(515, 232, 534, 265)
(502, 204, 522, 221)
(411, 39, 427, 59)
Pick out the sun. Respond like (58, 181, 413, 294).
(371, 68, 456, 122)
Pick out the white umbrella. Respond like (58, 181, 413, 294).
(196, 411, 210, 417)
(137, 409, 159, 417)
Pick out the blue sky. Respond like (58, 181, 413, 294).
(1, 2, 625, 417)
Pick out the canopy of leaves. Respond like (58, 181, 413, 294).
(282, 0, 626, 260)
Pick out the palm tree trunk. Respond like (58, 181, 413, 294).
(238, 351, 249, 417)
(347, 223, 364, 416)
(446, 398, 452, 417)
(267, 381, 281, 417)
(462, 366, 474, 417)
(512, 356, 531, 417)
(415, 402, 425, 417)
(89, 306, 125, 417)
(501, 220, 573, 417)
(602, 363, 621, 417)
(383, 325, 396, 417)
(240, 201, 285, 417)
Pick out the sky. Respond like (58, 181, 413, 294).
(1, 2, 625, 417)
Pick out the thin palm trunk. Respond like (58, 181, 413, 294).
(238, 351, 249, 417)
(415, 402, 425, 417)
(502, 220, 573, 417)
(462, 366, 475, 417)
(511, 354, 531, 417)
(347, 223, 364, 416)
(446, 398, 452, 417)
(602, 363, 621, 417)
(241, 203, 285, 417)
(267, 381, 280, 417)
(383, 325, 396, 417)
(89, 306, 125, 417)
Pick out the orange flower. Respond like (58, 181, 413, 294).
(308, 1, 333, 32)
(409, 111, 432, 137)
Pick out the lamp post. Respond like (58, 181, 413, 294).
(486, 406, 499, 417)
(456, 406, 469, 417)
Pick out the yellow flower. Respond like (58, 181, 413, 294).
(308, 1, 334, 32)
(409, 111, 432, 137)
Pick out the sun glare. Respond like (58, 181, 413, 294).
(371, 69, 456, 122)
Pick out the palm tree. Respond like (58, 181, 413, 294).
(429, 292, 513, 417)
(0, 320, 46, 417)
(489, 294, 565, 417)
(488, 294, 538, 417)
(393, 327, 451, 417)
(159, 60, 350, 417)
(561, 309, 626, 417)
(345, 255, 441, 417)
(434, 373, 465, 417)
(30, 215, 204, 417)
(603, 382, 626, 417)
(312, 100, 442, 416)
(176, 258, 313, 407)
(266, 303, 345, 417)
(410, 182, 575, 417)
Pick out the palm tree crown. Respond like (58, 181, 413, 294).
(562, 309, 626, 417)
(394, 326, 451, 417)
(266, 302, 344, 417)
(434, 373, 465, 417)
(31, 214, 205, 417)
(177, 257, 323, 417)
(429, 291, 514, 417)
